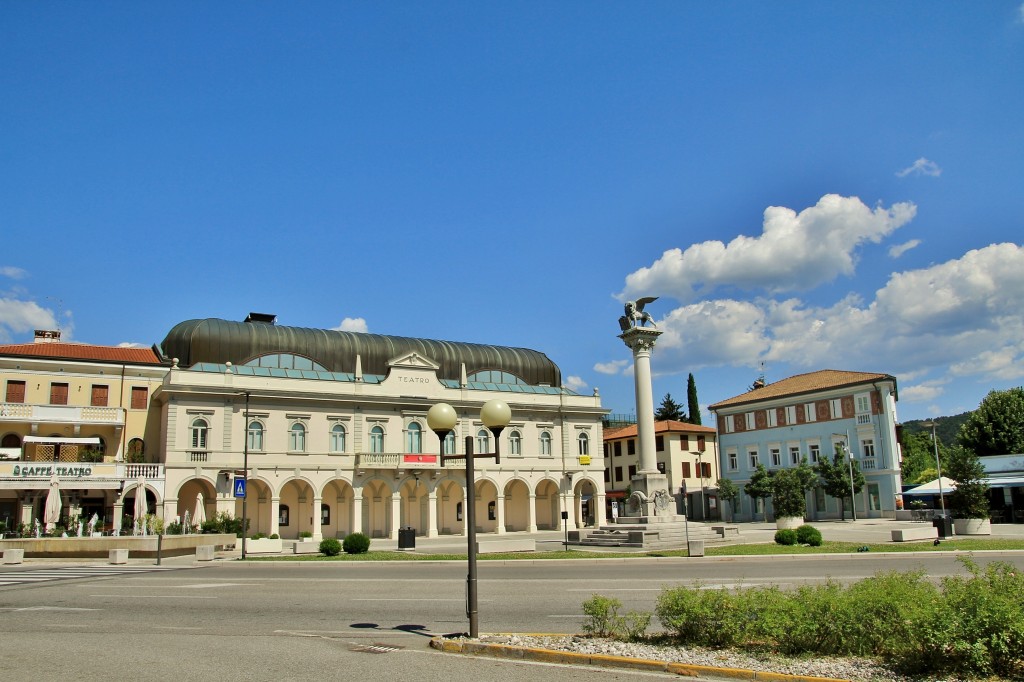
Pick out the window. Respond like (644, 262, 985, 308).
(700, 462, 712, 478)
(627, 465, 637, 478)
(91, 385, 109, 407)
(405, 422, 422, 454)
(804, 403, 816, 422)
(868, 483, 880, 511)
(770, 448, 781, 467)
(789, 446, 801, 465)
(613, 441, 621, 457)
(627, 439, 636, 455)
(748, 450, 759, 469)
(370, 425, 384, 453)
(604, 468, 611, 483)
(745, 412, 755, 430)
(321, 504, 330, 525)
(191, 418, 209, 450)
(476, 429, 489, 454)
(330, 424, 346, 453)
(830, 398, 842, 419)
(855, 394, 871, 414)
(5, 380, 26, 403)
(815, 487, 826, 513)
(697, 435, 705, 451)
(809, 443, 820, 463)
(279, 504, 290, 526)
(680, 434, 689, 449)
(50, 382, 69, 405)
(246, 353, 328, 372)
(785, 405, 797, 425)
(681, 462, 691, 477)
(126, 438, 144, 463)
(247, 421, 264, 451)
(508, 430, 522, 456)
(862, 439, 875, 458)
(728, 452, 738, 471)
(656, 435, 664, 451)
(466, 369, 526, 385)
(614, 466, 623, 482)
(767, 410, 778, 428)
(289, 423, 306, 452)
(724, 416, 735, 433)
(130, 386, 148, 410)
(577, 432, 589, 456)
(540, 431, 552, 456)
(443, 431, 456, 455)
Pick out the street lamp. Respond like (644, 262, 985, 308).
(921, 420, 946, 519)
(833, 433, 857, 522)
(241, 391, 250, 559)
(427, 399, 511, 638)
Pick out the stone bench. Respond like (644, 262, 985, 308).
(891, 526, 938, 542)
(476, 539, 535, 553)
(711, 525, 740, 537)
(2, 549, 24, 564)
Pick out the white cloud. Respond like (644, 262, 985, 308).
(621, 194, 916, 303)
(0, 298, 58, 343)
(594, 359, 629, 375)
(650, 243, 1024, 386)
(333, 317, 369, 333)
(900, 382, 947, 403)
(888, 239, 921, 258)
(0, 266, 28, 280)
(1018, 2, 1024, 23)
(896, 158, 942, 178)
(117, 342, 149, 349)
(565, 375, 588, 393)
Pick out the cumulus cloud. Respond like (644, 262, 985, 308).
(888, 239, 921, 258)
(594, 359, 629, 375)
(650, 243, 1024, 385)
(333, 317, 369, 333)
(1018, 2, 1024, 23)
(0, 298, 58, 343)
(620, 194, 916, 303)
(900, 382, 947, 403)
(565, 375, 588, 393)
(896, 158, 942, 178)
(1, 266, 28, 280)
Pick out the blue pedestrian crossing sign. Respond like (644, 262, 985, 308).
(233, 478, 246, 498)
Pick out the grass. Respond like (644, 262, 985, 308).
(245, 537, 1024, 561)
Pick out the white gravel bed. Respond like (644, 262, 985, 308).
(475, 634, 923, 682)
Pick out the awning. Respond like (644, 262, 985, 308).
(903, 477, 957, 496)
(23, 436, 102, 445)
(986, 476, 1024, 488)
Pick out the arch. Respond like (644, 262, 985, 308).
(2, 432, 22, 448)
(533, 478, 561, 531)
(434, 477, 464, 535)
(360, 478, 393, 539)
(125, 437, 144, 463)
(503, 478, 530, 532)
(473, 478, 500, 534)
(321, 478, 355, 539)
(399, 475, 428, 535)
(174, 477, 217, 529)
(573, 477, 599, 528)
(278, 477, 315, 540)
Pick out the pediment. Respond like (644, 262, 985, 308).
(386, 351, 440, 371)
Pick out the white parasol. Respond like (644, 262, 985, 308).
(134, 477, 147, 534)
(194, 492, 207, 527)
(43, 474, 62, 530)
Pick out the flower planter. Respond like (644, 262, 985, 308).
(953, 518, 991, 536)
(245, 537, 283, 553)
(775, 516, 803, 530)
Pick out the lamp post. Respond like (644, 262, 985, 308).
(427, 399, 511, 638)
(833, 433, 857, 521)
(241, 391, 250, 560)
(921, 420, 946, 518)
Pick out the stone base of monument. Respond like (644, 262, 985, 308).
(571, 515, 721, 550)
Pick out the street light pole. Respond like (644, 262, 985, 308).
(833, 433, 857, 521)
(922, 420, 946, 518)
(241, 391, 249, 560)
(428, 400, 510, 639)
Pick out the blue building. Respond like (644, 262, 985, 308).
(710, 370, 902, 521)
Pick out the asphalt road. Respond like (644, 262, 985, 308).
(2, 553, 1022, 681)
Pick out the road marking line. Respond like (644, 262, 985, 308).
(89, 594, 215, 599)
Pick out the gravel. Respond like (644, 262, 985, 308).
(473, 634, 925, 682)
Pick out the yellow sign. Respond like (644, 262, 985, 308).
(579, 455, 591, 465)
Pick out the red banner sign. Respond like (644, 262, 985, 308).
(402, 454, 438, 464)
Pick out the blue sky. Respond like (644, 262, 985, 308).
(2, 2, 1023, 424)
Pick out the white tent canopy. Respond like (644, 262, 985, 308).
(903, 476, 957, 496)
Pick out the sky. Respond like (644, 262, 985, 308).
(2, 2, 1023, 425)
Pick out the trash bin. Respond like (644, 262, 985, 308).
(933, 516, 952, 539)
(398, 527, 416, 550)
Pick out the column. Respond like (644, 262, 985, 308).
(622, 329, 662, 474)
(426, 489, 438, 538)
(527, 493, 537, 532)
(495, 495, 506, 535)
(351, 492, 363, 535)
(390, 495, 401, 540)
(113, 500, 124, 535)
(594, 492, 607, 527)
(562, 492, 577, 531)
(270, 497, 280, 538)
(312, 495, 323, 542)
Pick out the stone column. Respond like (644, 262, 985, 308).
(351, 492, 363, 535)
(495, 495, 506, 535)
(527, 493, 537, 532)
(426, 489, 438, 538)
(270, 497, 280, 537)
(390, 495, 401, 540)
(311, 495, 323, 542)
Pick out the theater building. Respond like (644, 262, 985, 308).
(154, 314, 608, 541)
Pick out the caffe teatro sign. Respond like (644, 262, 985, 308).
(11, 464, 94, 478)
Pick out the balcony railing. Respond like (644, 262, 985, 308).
(861, 457, 877, 470)
(0, 402, 124, 425)
(124, 463, 164, 479)
(188, 450, 209, 463)
(356, 452, 453, 470)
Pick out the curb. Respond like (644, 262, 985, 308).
(429, 636, 852, 682)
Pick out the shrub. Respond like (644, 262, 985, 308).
(774, 529, 797, 545)
(269, 533, 279, 539)
(342, 532, 371, 554)
(796, 524, 822, 546)
(582, 594, 622, 637)
(299, 530, 313, 539)
(319, 537, 342, 557)
(655, 584, 747, 647)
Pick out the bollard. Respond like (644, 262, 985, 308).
(3, 549, 25, 565)
(109, 548, 128, 565)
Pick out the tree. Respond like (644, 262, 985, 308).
(945, 445, 990, 519)
(900, 430, 944, 485)
(770, 460, 817, 519)
(814, 448, 865, 521)
(716, 477, 739, 521)
(744, 464, 772, 518)
(655, 393, 684, 421)
(686, 373, 701, 425)
(957, 387, 1024, 457)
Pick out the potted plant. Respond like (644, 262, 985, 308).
(946, 445, 991, 535)
(770, 460, 817, 530)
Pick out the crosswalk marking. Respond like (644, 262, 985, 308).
(0, 564, 180, 589)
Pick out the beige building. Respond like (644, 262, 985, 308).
(602, 420, 720, 520)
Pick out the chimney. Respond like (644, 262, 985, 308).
(34, 330, 61, 344)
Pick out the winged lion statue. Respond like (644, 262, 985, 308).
(618, 296, 658, 331)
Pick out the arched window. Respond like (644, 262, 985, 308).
(330, 424, 346, 453)
(405, 422, 422, 454)
(1, 433, 21, 449)
(289, 423, 306, 452)
(476, 429, 490, 454)
(125, 438, 144, 463)
(443, 431, 456, 455)
(191, 418, 209, 449)
(369, 425, 384, 453)
(578, 431, 590, 456)
(539, 431, 552, 456)
(508, 430, 522, 456)
(247, 421, 264, 451)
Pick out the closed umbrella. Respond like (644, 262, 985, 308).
(134, 477, 147, 535)
(43, 475, 62, 530)
(194, 492, 206, 527)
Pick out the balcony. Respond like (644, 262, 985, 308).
(355, 452, 450, 471)
(0, 402, 125, 427)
